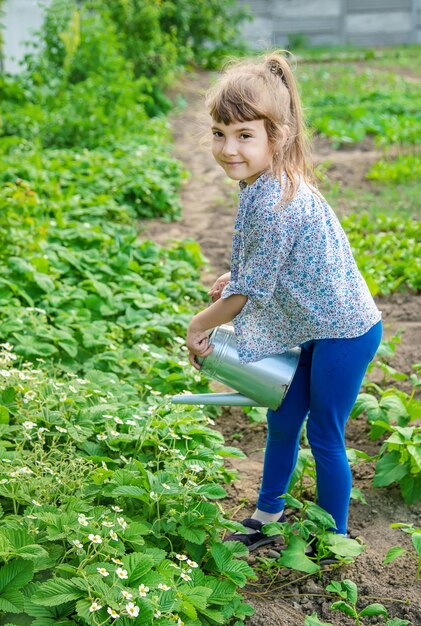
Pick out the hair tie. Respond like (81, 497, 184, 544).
(267, 60, 287, 86)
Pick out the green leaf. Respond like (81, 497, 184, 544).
(383, 546, 406, 563)
(399, 473, 421, 505)
(385, 618, 411, 626)
(330, 601, 356, 617)
(326, 535, 366, 558)
(210, 543, 256, 586)
(278, 535, 320, 574)
(359, 603, 388, 617)
(109, 485, 146, 499)
(207, 579, 236, 605)
(180, 585, 212, 610)
(0, 588, 25, 613)
(304, 613, 333, 626)
(178, 524, 207, 544)
(373, 451, 408, 487)
(0, 559, 34, 592)
(32, 578, 85, 606)
(122, 553, 154, 584)
(196, 484, 226, 499)
(216, 446, 246, 459)
(0, 406, 10, 424)
(15, 544, 49, 560)
(412, 533, 421, 556)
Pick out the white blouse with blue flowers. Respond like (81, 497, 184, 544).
(221, 172, 381, 363)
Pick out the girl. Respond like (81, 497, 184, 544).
(186, 52, 382, 552)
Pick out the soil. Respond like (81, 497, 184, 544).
(140, 71, 421, 626)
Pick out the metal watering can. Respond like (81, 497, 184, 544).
(171, 324, 300, 410)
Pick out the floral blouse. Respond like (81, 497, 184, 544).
(221, 172, 381, 363)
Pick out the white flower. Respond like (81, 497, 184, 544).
(23, 390, 36, 403)
(55, 425, 67, 433)
(59, 393, 67, 402)
(158, 445, 166, 451)
(162, 483, 171, 490)
(187, 559, 198, 568)
(117, 517, 127, 530)
(0, 342, 13, 351)
(0, 478, 8, 484)
(112, 557, 123, 564)
(120, 455, 129, 464)
(114, 416, 123, 424)
(154, 610, 162, 618)
(23, 421, 36, 430)
(110, 430, 119, 436)
(126, 420, 136, 426)
(107, 607, 120, 619)
(111, 505, 123, 513)
(180, 572, 191, 581)
(31, 499, 42, 507)
(110, 530, 118, 541)
(147, 406, 156, 414)
(168, 563, 178, 569)
(182, 434, 192, 440)
(89, 601, 102, 612)
(189, 464, 202, 473)
(158, 583, 171, 591)
(96, 433, 107, 441)
(126, 602, 139, 618)
(97, 567, 109, 577)
(78, 515, 89, 526)
(138, 584, 149, 597)
(151, 389, 161, 396)
(20, 466, 34, 475)
(176, 554, 188, 561)
(194, 374, 201, 382)
(102, 521, 114, 527)
(116, 567, 128, 579)
(102, 461, 108, 470)
(72, 539, 83, 549)
(150, 491, 158, 501)
(121, 590, 133, 599)
(177, 619, 185, 626)
(88, 534, 102, 544)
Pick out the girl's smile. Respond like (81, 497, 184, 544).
(211, 119, 273, 185)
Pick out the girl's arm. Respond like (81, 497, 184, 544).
(187, 294, 247, 369)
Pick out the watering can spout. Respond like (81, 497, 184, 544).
(171, 392, 261, 407)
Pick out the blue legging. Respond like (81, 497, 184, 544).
(256, 321, 382, 534)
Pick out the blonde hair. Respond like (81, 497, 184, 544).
(206, 51, 314, 204)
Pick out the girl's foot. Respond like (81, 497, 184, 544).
(223, 512, 286, 551)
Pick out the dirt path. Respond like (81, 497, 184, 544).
(140, 71, 421, 626)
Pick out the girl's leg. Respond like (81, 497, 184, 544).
(256, 346, 312, 513)
(306, 321, 382, 534)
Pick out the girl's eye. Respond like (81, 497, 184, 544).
(240, 133, 252, 139)
(212, 131, 224, 138)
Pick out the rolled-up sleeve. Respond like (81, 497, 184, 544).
(222, 198, 303, 306)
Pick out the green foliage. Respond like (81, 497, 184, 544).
(326, 579, 389, 625)
(367, 152, 421, 184)
(384, 522, 421, 580)
(298, 62, 421, 147)
(340, 212, 421, 296)
(261, 496, 365, 574)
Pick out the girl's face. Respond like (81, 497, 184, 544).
(211, 119, 272, 186)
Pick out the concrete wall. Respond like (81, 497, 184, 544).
(1, 0, 420, 75)
(1, 0, 53, 73)
(240, 0, 421, 48)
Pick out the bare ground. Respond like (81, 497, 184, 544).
(140, 71, 421, 626)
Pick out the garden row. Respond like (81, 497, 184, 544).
(0, 2, 258, 625)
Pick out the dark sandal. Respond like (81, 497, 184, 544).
(305, 532, 350, 566)
(224, 514, 286, 552)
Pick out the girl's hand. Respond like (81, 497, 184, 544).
(186, 324, 214, 370)
(208, 271, 231, 303)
